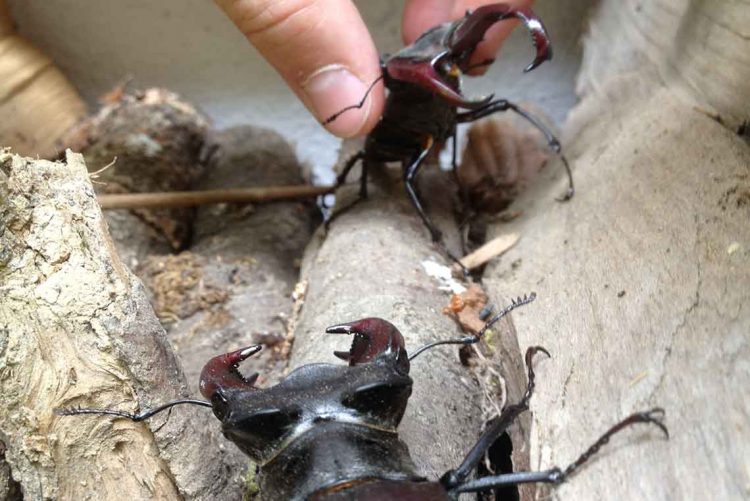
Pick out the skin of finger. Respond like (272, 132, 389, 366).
(401, 0, 534, 74)
(214, 0, 385, 135)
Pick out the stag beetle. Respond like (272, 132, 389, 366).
(324, 4, 575, 255)
(59, 294, 667, 500)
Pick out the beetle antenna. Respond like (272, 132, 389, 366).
(322, 75, 385, 125)
(409, 292, 536, 360)
(476, 292, 536, 337)
(55, 399, 212, 422)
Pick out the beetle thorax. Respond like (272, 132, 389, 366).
(214, 361, 416, 500)
(260, 421, 422, 500)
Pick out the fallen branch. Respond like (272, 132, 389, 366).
(97, 184, 333, 209)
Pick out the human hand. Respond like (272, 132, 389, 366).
(214, 0, 533, 138)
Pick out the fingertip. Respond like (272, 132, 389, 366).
(215, 0, 383, 137)
(402, 0, 454, 44)
(304, 65, 385, 138)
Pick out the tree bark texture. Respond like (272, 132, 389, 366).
(482, 1, 750, 499)
(2, 2, 747, 500)
(576, 0, 750, 131)
(0, 151, 242, 500)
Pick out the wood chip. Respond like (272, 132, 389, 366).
(443, 283, 489, 335)
(456, 233, 520, 271)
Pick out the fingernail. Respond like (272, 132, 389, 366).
(303, 65, 371, 138)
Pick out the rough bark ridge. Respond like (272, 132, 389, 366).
(483, 1, 750, 499)
(0, 151, 237, 500)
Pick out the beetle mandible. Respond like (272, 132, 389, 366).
(58, 294, 667, 500)
(324, 3, 575, 255)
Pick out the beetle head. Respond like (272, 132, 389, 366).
(326, 317, 410, 374)
(199, 322, 413, 465)
(384, 3, 552, 109)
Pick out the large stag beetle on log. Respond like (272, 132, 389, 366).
(59, 295, 667, 500)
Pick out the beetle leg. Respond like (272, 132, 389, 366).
(335, 150, 366, 189)
(404, 138, 468, 272)
(404, 136, 439, 241)
(324, 152, 369, 232)
(456, 98, 575, 201)
(441, 346, 549, 488)
(449, 409, 668, 494)
(321, 150, 364, 211)
(451, 133, 468, 255)
(359, 156, 369, 199)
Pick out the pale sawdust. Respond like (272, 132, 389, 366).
(278, 280, 307, 362)
(138, 251, 229, 323)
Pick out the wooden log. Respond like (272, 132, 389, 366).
(576, 0, 750, 131)
(287, 144, 533, 482)
(135, 126, 320, 493)
(0, 150, 240, 499)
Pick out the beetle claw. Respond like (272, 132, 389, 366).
(383, 3, 551, 111)
(326, 324, 354, 335)
(451, 4, 552, 72)
(199, 345, 263, 400)
(333, 350, 351, 361)
(326, 318, 409, 372)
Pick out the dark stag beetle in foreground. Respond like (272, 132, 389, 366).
(324, 4, 575, 252)
(58, 294, 667, 500)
